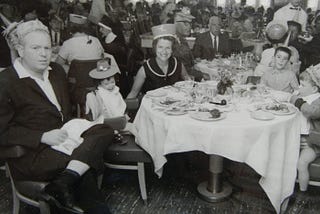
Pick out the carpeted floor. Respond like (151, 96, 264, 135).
(0, 153, 320, 214)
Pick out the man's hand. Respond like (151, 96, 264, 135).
(41, 129, 68, 146)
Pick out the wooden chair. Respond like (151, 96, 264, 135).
(281, 131, 320, 213)
(0, 146, 51, 214)
(305, 131, 320, 186)
(101, 99, 152, 204)
(246, 76, 261, 85)
(0, 146, 83, 214)
(67, 59, 100, 117)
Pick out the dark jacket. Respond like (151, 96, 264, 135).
(193, 31, 231, 60)
(0, 62, 113, 181)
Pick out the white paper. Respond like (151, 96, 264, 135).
(52, 116, 104, 155)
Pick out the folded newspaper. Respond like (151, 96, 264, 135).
(52, 116, 104, 155)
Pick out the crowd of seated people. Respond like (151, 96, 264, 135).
(2, 0, 320, 213)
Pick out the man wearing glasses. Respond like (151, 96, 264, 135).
(173, 7, 203, 81)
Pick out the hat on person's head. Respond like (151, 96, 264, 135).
(266, 20, 288, 40)
(174, 6, 195, 23)
(231, 10, 242, 19)
(69, 14, 87, 25)
(152, 24, 176, 40)
(244, 6, 255, 17)
(3, 19, 49, 49)
(89, 59, 120, 79)
(306, 64, 320, 88)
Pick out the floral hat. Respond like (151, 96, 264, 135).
(3, 19, 49, 49)
(89, 59, 120, 79)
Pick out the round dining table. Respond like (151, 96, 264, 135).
(133, 82, 300, 213)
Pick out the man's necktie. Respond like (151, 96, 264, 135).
(290, 7, 301, 11)
(213, 36, 217, 52)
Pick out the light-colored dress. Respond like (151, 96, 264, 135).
(85, 86, 126, 120)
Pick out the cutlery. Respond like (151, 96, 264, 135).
(209, 99, 227, 105)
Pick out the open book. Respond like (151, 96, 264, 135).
(52, 116, 104, 155)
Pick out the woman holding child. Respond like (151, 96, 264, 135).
(126, 24, 190, 99)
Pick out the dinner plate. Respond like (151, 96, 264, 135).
(174, 81, 194, 89)
(153, 98, 182, 108)
(164, 108, 187, 116)
(263, 104, 296, 116)
(146, 90, 167, 97)
(251, 110, 275, 121)
(189, 112, 226, 121)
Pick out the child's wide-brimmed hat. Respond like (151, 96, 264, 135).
(89, 59, 120, 79)
(152, 24, 176, 40)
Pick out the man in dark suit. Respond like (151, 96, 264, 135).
(193, 16, 231, 60)
(0, 20, 113, 213)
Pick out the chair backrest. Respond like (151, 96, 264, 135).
(246, 76, 261, 85)
(68, 59, 100, 116)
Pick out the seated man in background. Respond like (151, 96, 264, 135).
(173, 7, 203, 81)
(0, 20, 113, 213)
(193, 16, 231, 60)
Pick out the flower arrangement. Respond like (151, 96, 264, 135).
(217, 70, 233, 95)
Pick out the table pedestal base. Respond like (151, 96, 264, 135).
(197, 154, 232, 202)
(197, 181, 232, 202)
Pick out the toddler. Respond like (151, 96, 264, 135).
(289, 63, 320, 211)
(85, 59, 136, 135)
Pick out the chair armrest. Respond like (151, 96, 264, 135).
(104, 116, 127, 130)
(246, 76, 261, 85)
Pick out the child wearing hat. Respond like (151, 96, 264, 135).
(85, 59, 137, 135)
(289, 63, 320, 209)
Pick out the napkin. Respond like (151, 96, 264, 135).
(52, 116, 104, 155)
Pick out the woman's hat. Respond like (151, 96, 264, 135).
(152, 24, 176, 40)
(89, 59, 120, 79)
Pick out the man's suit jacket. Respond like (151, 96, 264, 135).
(0, 62, 72, 179)
(193, 31, 231, 60)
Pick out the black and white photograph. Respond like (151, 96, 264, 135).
(1, 0, 320, 213)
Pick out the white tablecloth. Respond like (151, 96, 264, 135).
(134, 86, 300, 213)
